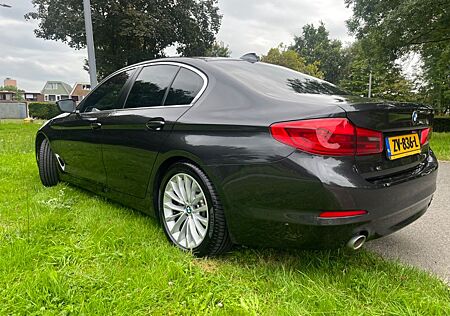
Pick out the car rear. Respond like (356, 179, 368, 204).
(267, 99, 437, 248)
(195, 59, 438, 249)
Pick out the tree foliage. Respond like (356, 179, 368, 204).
(339, 42, 415, 101)
(26, 0, 222, 78)
(345, 0, 450, 112)
(261, 45, 324, 79)
(205, 41, 231, 57)
(290, 23, 350, 84)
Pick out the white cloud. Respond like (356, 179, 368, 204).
(0, 0, 354, 91)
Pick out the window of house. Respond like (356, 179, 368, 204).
(124, 65, 179, 109)
(164, 68, 204, 106)
(48, 95, 56, 101)
(47, 83, 58, 90)
(82, 84, 91, 90)
(80, 70, 134, 112)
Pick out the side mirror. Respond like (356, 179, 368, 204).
(56, 99, 77, 113)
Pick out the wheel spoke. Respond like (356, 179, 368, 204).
(184, 175, 192, 204)
(193, 205, 208, 214)
(177, 176, 188, 202)
(191, 194, 204, 206)
(170, 180, 184, 203)
(190, 181, 199, 202)
(165, 213, 181, 222)
(165, 190, 183, 204)
(164, 201, 185, 212)
(189, 218, 201, 244)
(192, 215, 206, 236)
(171, 213, 187, 234)
(193, 213, 208, 226)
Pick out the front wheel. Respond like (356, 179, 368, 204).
(38, 138, 59, 187)
(158, 162, 232, 256)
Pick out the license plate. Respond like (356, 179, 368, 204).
(385, 133, 421, 160)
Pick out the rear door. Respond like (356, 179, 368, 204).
(51, 70, 134, 184)
(101, 63, 206, 198)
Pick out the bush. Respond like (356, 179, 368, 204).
(433, 116, 450, 132)
(28, 102, 61, 119)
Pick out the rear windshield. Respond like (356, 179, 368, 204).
(211, 61, 349, 97)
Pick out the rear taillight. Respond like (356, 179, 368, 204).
(270, 118, 383, 156)
(420, 128, 432, 145)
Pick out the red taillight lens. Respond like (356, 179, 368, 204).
(319, 210, 367, 218)
(270, 118, 383, 156)
(420, 128, 432, 145)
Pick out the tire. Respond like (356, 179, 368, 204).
(158, 162, 233, 256)
(38, 138, 59, 187)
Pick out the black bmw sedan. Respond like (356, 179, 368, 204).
(36, 56, 438, 256)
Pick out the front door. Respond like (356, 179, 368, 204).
(51, 69, 135, 185)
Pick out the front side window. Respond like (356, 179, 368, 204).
(165, 68, 204, 106)
(124, 65, 179, 109)
(81, 70, 133, 112)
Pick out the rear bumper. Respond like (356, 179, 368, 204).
(211, 151, 438, 248)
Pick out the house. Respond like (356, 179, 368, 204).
(22, 92, 44, 102)
(3, 78, 17, 88)
(41, 81, 72, 102)
(70, 82, 91, 103)
(0, 90, 16, 102)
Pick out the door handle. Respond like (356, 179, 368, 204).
(90, 122, 102, 130)
(146, 118, 165, 131)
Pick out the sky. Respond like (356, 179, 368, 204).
(0, 0, 354, 92)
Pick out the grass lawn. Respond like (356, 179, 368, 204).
(431, 132, 450, 161)
(0, 120, 449, 315)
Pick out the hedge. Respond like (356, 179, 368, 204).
(433, 117, 450, 133)
(28, 102, 61, 120)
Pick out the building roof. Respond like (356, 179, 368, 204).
(41, 81, 72, 95)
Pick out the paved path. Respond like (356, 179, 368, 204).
(367, 161, 450, 284)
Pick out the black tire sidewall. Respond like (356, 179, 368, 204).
(158, 163, 217, 255)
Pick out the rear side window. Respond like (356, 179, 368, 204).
(125, 65, 179, 108)
(164, 68, 204, 106)
(211, 62, 349, 97)
(81, 70, 133, 112)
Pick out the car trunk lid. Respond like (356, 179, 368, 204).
(336, 97, 434, 182)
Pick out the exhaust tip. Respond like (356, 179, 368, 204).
(347, 234, 366, 250)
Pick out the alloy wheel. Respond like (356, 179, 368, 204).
(162, 173, 209, 249)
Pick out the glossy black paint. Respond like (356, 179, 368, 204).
(36, 57, 438, 249)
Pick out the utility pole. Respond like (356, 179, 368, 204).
(368, 70, 372, 98)
(83, 0, 98, 87)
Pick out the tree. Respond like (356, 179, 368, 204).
(205, 41, 231, 57)
(345, 0, 449, 111)
(339, 42, 415, 101)
(290, 23, 350, 84)
(261, 45, 324, 79)
(26, 0, 222, 78)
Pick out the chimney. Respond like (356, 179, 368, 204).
(4, 78, 17, 88)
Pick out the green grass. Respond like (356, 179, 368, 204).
(0, 120, 449, 315)
(431, 132, 450, 161)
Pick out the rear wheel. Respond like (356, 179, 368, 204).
(158, 162, 232, 256)
(38, 138, 59, 187)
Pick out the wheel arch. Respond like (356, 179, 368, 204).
(35, 132, 49, 162)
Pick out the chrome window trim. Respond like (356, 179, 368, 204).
(120, 61, 208, 111)
(78, 61, 208, 113)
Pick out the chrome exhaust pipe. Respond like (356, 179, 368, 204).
(347, 234, 366, 250)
